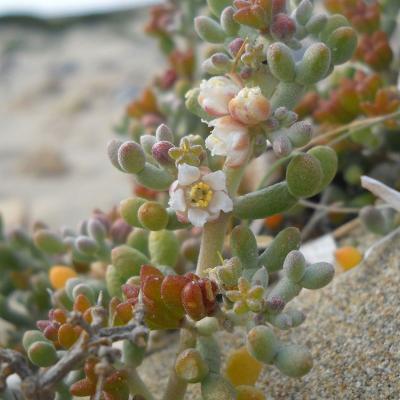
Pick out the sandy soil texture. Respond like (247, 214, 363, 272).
(0, 11, 162, 230)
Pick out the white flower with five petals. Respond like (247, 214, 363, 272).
(169, 164, 233, 227)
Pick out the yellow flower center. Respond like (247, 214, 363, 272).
(189, 182, 213, 208)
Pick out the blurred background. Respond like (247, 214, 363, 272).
(0, 0, 162, 229)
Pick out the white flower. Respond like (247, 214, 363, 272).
(206, 116, 250, 168)
(169, 164, 233, 227)
(228, 87, 271, 125)
(198, 76, 240, 117)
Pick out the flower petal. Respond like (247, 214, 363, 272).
(178, 164, 200, 186)
(169, 188, 186, 212)
(203, 170, 227, 191)
(208, 191, 233, 213)
(188, 208, 210, 227)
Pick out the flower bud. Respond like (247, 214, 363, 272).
(296, 43, 331, 85)
(233, 3, 269, 30)
(221, 6, 240, 36)
(120, 197, 147, 227)
(283, 250, 306, 282)
(216, 257, 242, 287)
(247, 326, 279, 364)
(286, 153, 323, 198)
(294, 0, 313, 26)
(287, 121, 313, 147)
(194, 16, 226, 43)
(300, 262, 334, 289)
(275, 344, 313, 377)
(270, 13, 296, 41)
(185, 88, 210, 120)
(118, 141, 146, 174)
(228, 87, 271, 125)
(307, 145, 338, 192)
(152, 141, 174, 167)
(327, 26, 357, 65)
(27, 341, 58, 367)
(107, 139, 124, 171)
(267, 42, 296, 82)
(272, 134, 293, 157)
(155, 124, 173, 142)
(34, 229, 66, 254)
(175, 348, 209, 383)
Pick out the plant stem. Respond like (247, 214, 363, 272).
(196, 164, 247, 276)
(128, 368, 156, 400)
(303, 110, 400, 150)
(162, 329, 196, 400)
(196, 212, 231, 276)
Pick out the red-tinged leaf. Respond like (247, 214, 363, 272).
(198, 279, 218, 315)
(73, 294, 91, 313)
(70, 378, 96, 396)
(122, 284, 139, 301)
(140, 264, 163, 283)
(116, 302, 134, 324)
(58, 323, 78, 349)
(51, 308, 67, 324)
(181, 282, 206, 321)
(184, 272, 200, 281)
(142, 275, 163, 303)
(160, 275, 190, 317)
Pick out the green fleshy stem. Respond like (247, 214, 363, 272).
(233, 182, 297, 220)
(136, 163, 174, 191)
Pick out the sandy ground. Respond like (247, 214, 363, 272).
(0, 11, 162, 230)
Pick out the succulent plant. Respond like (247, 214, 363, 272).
(2, 1, 400, 400)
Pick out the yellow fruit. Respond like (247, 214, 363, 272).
(49, 266, 77, 289)
(225, 346, 263, 387)
(236, 385, 265, 400)
(335, 246, 363, 271)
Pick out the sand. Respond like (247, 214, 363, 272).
(138, 227, 400, 399)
